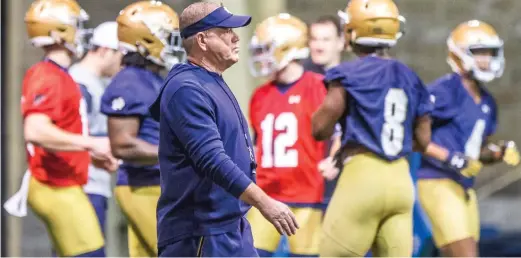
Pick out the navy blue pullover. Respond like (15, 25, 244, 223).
(149, 63, 256, 247)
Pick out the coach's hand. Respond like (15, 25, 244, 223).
(240, 183, 299, 236)
(258, 198, 299, 236)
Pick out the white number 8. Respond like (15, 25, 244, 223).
(260, 112, 298, 168)
(382, 88, 408, 156)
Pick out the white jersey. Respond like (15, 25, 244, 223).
(69, 63, 112, 198)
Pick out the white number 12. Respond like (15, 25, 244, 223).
(260, 112, 298, 168)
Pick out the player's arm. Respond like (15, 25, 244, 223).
(480, 139, 520, 166)
(329, 129, 342, 157)
(479, 138, 502, 164)
(24, 113, 92, 151)
(312, 81, 347, 141)
(22, 77, 105, 153)
(107, 116, 158, 165)
(412, 114, 481, 176)
(479, 105, 520, 166)
(413, 114, 432, 153)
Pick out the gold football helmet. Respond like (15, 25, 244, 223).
(25, 0, 89, 57)
(117, 1, 185, 69)
(337, 0, 405, 48)
(447, 20, 504, 83)
(249, 13, 309, 77)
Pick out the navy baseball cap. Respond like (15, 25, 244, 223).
(180, 7, 252, 39)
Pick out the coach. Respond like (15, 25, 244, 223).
(149, 2, 298, 257)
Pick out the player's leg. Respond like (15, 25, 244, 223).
(371, 156, 414, 256)
(286, 207, 322, 257)
(468, 189, 481, 254)
(418, 179, 477, 257)
(87, 194, 108, 236)
(247, 206, 282, 256)
(27, 177, 105, 257)
(129, 186, 161, 256)
(114, 185, 157, 257)
(371, 212, 413, 257)
(319, 153, 384, 257)
(439, 188, 480, 257)
(115, 186, 150, 257)
(127, 225, 150, 257)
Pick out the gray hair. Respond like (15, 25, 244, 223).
(179, 2, 220, 54)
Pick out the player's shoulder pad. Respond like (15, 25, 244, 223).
(101, 67, 157, 116)
(23, 61, 68, 93)
(304, 70, 325, 81)
(25, 61, 62, 81)
(323, 60, 356, 86)
(479, 84, 498, 111)
(251, 79, 276, 100)
(324, 56, 419, 89)
(110, 66, 155, 89)
(426, 73, 459, 96)
(301, 71, 327, 94)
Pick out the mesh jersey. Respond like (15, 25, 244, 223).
(324, 56, 433, 161)
(21, 60, 90, 186)
(249, 71, 327, 204)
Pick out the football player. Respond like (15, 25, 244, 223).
(311, 0, 434, 256)
(248, 13, 337, 257)
(100, 1, 185, 257)
(417, 20, 520, 257)
(69, 21, 122, 237)
(21, 0, 114, 256)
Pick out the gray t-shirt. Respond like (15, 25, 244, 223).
(69, 63, 112, 198)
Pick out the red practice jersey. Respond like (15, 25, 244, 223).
(21, 60, 90, 186)
(249, 71, 327, 204)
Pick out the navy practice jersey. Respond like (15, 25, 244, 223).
(324, 55, 433, 161)
(149, 63, 256, 248)
(100, 66, 162, 186)
(419, 73, 497, 186)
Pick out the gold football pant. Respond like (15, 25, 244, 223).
(115, 185, 160, 257)
(320, 153, 414, 257)
(418, 178, 479, 248)
(28, 177, 104, 256)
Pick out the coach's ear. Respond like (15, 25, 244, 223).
(195, 31, 208, 52)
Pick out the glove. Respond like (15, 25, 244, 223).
(318, 157, 340, 181)
(501, 141, 520, 166)
(447, 152, 483, 178)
